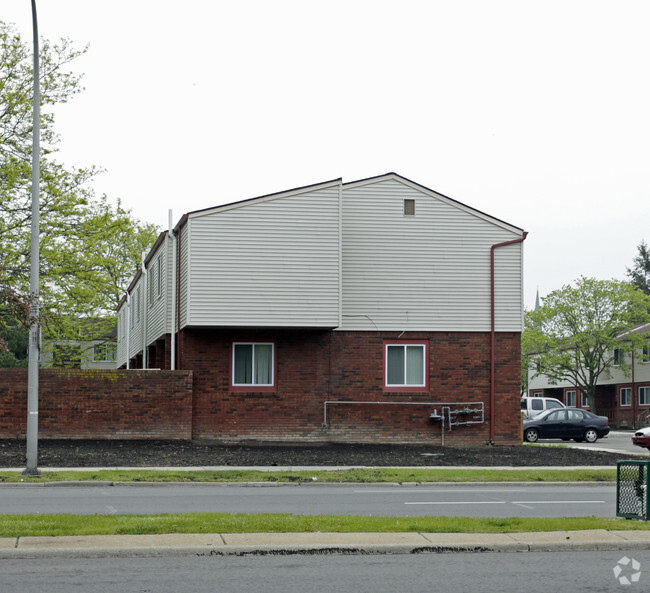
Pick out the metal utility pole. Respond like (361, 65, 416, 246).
(24, 0, 41, 476)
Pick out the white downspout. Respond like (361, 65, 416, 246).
(168, 210, 177, 370)
(141, 252, 148, 369)
(125, 292, 131, 369)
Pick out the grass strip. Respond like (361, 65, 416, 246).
(0, 468, 617, 484)
(0, 513, 648, 538)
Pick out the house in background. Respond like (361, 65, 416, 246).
(41, 319, 117, 370)
(117, 173, 526, 444)
(528, 322, 650, 429)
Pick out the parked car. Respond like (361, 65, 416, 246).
(520, 396, 566, 420)
(523, 408, 610, 443)
(632, 427, 650, 450)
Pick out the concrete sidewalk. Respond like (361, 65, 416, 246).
(2, 530, 650, 558)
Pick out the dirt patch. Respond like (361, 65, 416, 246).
(0, 439, 634, 468)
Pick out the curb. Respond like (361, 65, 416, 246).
(2, 530, 650, 558)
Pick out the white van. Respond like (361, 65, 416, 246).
(521, 396, 566, 420)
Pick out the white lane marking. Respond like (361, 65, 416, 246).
(511, 500, 605, 505)
(105, 505, 118, 514)
(405, 500, 605, 506)
(354, 489, 528, 494)
(405, 501, 506, 505)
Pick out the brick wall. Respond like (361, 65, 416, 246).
(0, 329, 521, 444)
(182, 328, 521, 445)
(0, 369, 193, 439)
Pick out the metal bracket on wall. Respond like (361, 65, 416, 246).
(322, 400, 485, 446)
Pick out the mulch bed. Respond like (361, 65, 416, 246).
(0, 439, 632, 468)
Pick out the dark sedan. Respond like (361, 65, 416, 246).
(523, 408, 610, 443)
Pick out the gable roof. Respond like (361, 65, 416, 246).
(119, 172, 525, 313)
(174, 177, 343, 232)
(344, 172, 524, 235)
(175, 172, 524, 236)
(618, 322, 650, 339)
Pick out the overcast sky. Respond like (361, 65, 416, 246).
(4, 0, 650, 310)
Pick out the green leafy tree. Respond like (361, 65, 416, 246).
(524, 277, 650, 415)
(0, 21, 159, 348)
(627, 240, 650, 295)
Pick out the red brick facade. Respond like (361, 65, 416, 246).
(180, 328, 521, 445)
(0, 330, 521, 444)
(0, 369, 193, 439)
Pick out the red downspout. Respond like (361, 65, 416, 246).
(490, 231, 528, 443)
(176, 225, 182, 370)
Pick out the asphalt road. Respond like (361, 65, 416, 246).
(0, 482, 617, 518)
(2, 551, 645, 593)
(536, 429, 644, 456)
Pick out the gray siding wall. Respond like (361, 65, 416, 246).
(116, 175, 525, 360)
(339, 179, 524, 332)
(116, 304, 128, 367)
(178, 223, 190, 329)
(116, 236, 176, 366)
(128, 277, 143, 360)
(185, 185, 341, 327)
(144, 240, 169, 345)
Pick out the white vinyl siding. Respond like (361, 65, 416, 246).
(144, 240, 172, 345)
(185, 185, 340, 327)
(127, 278, 143, 361)
(178, 224, 190, 329)
(116, 174, 527, 363)
(340, 179, 524, 332)
(116, 303, 128, 367)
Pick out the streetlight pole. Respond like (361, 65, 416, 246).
(24, 0, 41, 476)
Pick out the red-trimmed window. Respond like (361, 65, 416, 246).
(231, 342, 276, 391)
(383, 340, 429, 391)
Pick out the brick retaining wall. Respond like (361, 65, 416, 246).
(0, 369, 193, 439)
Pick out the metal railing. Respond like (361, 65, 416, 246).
(322, 400, 485, 445)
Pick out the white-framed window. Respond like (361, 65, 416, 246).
(148, 264, 155, 305)
(581, 392, 589, 407)
(94, 342, 117, 362)
(614, 348, 624, 366)
(384, 341, 428, 390)
(640, 386, 650, 406)
(621, 387, 632, 407)
(642, 344, 650, 364)
(566, 390, 576, 407)
(532, 392, 542, 397)
(130, 288, 140, 327)
(232, 342, 275, 389)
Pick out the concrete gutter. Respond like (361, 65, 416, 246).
(1, 530, 649, 559)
